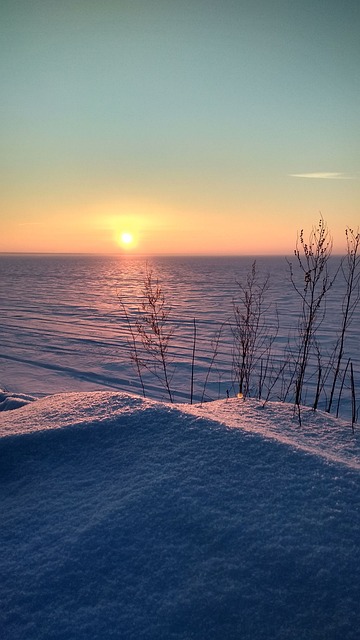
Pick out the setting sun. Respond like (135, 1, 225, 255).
(119, 232, 134, 248)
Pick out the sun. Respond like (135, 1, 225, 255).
(119, 231, 134, 248)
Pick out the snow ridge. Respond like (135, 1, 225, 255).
(1, 392, 360, 639)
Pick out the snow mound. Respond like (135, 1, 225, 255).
(1, 392, 360, 639)
(184, 397, 360, 470)
(0, 391, 169, 437)
(0, 388, 35, 412)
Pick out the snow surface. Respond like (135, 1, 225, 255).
(1, 391, 360, 639)
(2, 254, 359, 417)
(0, 389, 35, 412)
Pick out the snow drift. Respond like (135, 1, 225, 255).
(0, 389, 35, 412)
(1, 392, 360, 639)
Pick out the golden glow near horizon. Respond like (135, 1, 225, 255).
(0, 197, 355, 255)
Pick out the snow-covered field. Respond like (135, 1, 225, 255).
(1, 254, 359, 637)
(1, 254, 359, 415)
(1, 389, 360, 639)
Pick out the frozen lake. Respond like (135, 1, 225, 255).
(0, 253, 359, 420)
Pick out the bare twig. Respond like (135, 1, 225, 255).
(327, 228, 360, 413)
(232, 261, 272, 399)
(190, 318, 197, 404)
(117, 292, 146, 398)
(201, 323, 224, 404)
(136, 265, 174, 403)
(287, 217, 338, 415)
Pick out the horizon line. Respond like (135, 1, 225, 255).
(0, 250, 345, 258)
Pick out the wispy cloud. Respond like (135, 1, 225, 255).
(290, 172, 354, 180)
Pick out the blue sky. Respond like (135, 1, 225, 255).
(1, 0, 359, 253)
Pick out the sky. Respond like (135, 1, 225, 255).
(0, 0, 359, 255)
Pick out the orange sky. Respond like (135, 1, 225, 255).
(1, 187, 357, 256)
